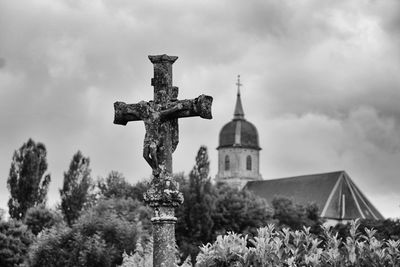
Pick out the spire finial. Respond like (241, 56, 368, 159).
(236, 75, 242, 95)
(234, 75, 244, 119)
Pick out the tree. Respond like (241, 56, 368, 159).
(213, 184, 273, 237)
(0, 220, 33, 267)
(24, 204, 62, 235)
(60, 151, 93, 226)
(27, 224, 112, 267)
(7, 138, 51, 220)
(176, 146, 217, 263)
(176, 147, 274, 264)
(27, 198, 152, 267)
(98, 171, 137, 199)
(271, 196, 322, 233)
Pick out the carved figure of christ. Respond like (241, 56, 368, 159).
(130, 100, 183, 176)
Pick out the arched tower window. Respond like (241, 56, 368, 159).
(246, 155, 252, 170)
(225, 155, 230, 171)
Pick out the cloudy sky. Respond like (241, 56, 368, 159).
(1, 0, 400, 218)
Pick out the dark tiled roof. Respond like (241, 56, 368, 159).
(218, 84, 260, 150)
(245, 171, 384, 220)
(218, 119, 260, 150)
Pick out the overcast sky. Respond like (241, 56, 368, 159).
(1, 0, 400, 218)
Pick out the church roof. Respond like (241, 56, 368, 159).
(218, 76, 260, 150)
(244, 171, 384, 221)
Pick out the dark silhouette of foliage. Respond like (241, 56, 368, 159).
(131, 180, 151, 202)
(176, 146, 217, 263)
(60, 151, 93, 226)
(27, 224, 112, 267)
(176, 147, 272, 264)
(271, 196, 323, 234)
(98, 170, 144, 200)
(7, 138, 51, 220)
(98, 171, 153, 202)
(24, 204, 62, 235)
(213, 184, 273, 237)
(333, 218, 400, 242)
(0, 220, 33, 267)
(27, 198, 151, 267)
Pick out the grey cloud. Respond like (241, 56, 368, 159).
(0, 58, 5, 69)
(1, 0, 400, 218)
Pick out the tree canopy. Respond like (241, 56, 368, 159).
(0, 220, 33, 267)
(7, 138, 51, 220)
(27, 198, 151, 267)
(60, 151, 93, 226)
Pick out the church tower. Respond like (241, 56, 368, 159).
(216, 75, 262, 189)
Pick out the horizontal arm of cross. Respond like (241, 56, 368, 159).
(113, 94, 213, 126)
(163, 94, 213, 121)
(113, 101, 142, 125)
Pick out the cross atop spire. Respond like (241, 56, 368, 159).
(234, 75, 245, 120)
(236, 75, 242, 94)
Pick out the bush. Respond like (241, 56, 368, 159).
(27, 225, 113, 267)
(196, 220, 400, 266)
(26, 197, 152, 267)
(271, 196, 323, 234)
(24, 205, 62, 235)
(333, 218, 400, 242)
(0, 220, 33, 267)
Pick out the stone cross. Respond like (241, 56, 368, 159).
(113, 54, 213, 267)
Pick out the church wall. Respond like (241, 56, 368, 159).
(216, 147, 261, 184)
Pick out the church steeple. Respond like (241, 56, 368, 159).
(217, 75, 261, 189)
(234, 75, 245, 120)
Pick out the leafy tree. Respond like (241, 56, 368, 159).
(271, 196, 322, 233)
(213, 184, 273, 237)
(131, 180, 151, 202)
(0, 220, 33, 267)
(27, 197, 152, 267)
(24, 204, 62, 235)
(60, 151, 93, 226)
(175, 146, 274, 263)
(176, 146, 217, 263)
(7, 138, 51, 220)
(27, 224, 112, 267)
(98, 171, 140, 200)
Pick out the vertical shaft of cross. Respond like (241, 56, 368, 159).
(146, 55, 182, 267)
(148, 55, 178, 175)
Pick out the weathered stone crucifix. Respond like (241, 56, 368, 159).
(113, 54, 213, 267)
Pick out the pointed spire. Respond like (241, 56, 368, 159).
(234, 75, 245, 119)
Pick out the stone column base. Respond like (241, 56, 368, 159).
(152, 206, 177, 267)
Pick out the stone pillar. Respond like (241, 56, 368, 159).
(144, 174, 183, 267)
(152, 207, 177, 267)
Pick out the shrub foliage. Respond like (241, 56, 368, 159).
(196, 219, 400, 267)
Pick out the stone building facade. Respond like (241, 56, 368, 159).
(215, 76, 262, 189)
